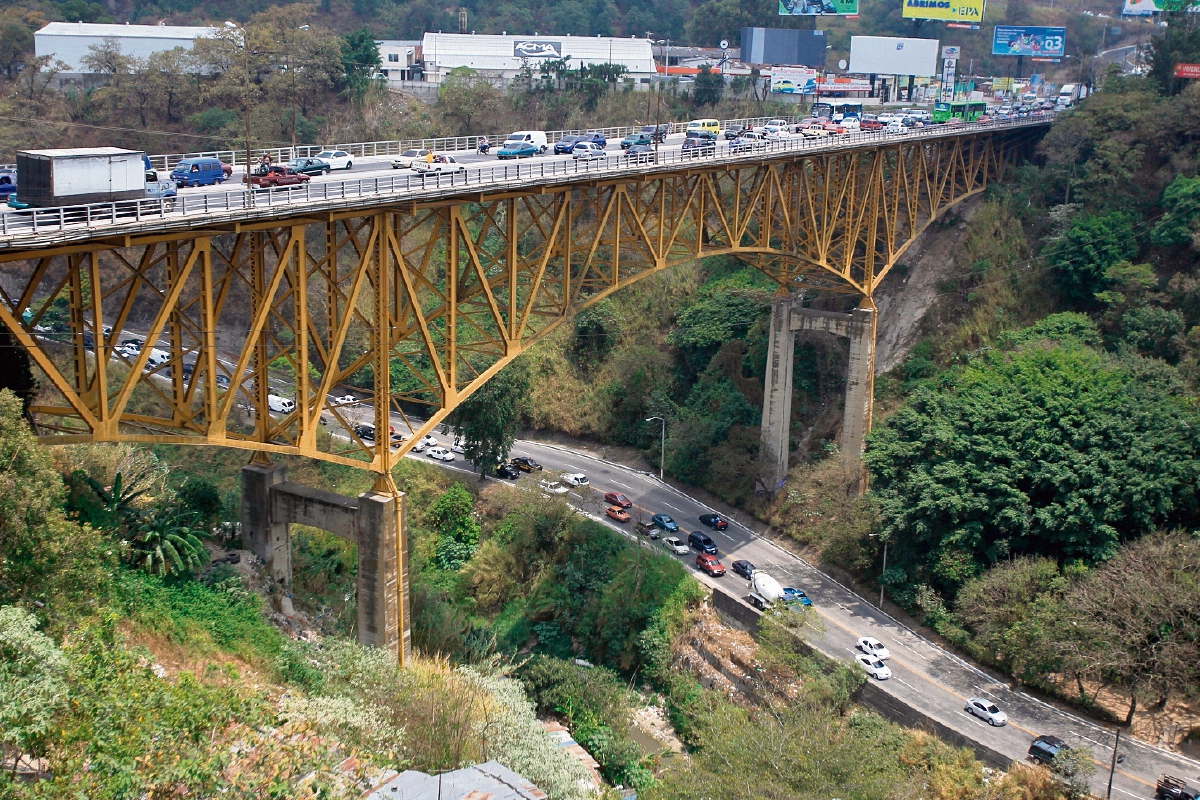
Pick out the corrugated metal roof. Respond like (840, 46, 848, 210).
(362, 761, 547, 800)
(19, 147, 142, 157)
(35, 22, 215, 39)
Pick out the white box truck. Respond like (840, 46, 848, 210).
(16, 147, 147, 208)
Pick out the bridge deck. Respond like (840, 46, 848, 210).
(0, 117, 1051, 252)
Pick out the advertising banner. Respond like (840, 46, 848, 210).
(902, 0, 985, 21)
(941, 57, 957, 99)
(1176, 63, 1200, 79)
(779, 0, 859, 15)
(770, 66, 818, 93)
(1122, 0, 1198, 13)
(512, 40, 563, 58)
(849, 36, 940, 76)
(992, 26, 1066, 57)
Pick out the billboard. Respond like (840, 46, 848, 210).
(1177, 63, 1200, 78)
(992, 26, 1066, 57)
(741, 28, 828, 66)
(849, 36, 940, 76)
(512, 40, 563, 58)
(770, 66, 818, 93)
(902, 0, 985, 22)
(1123, 0, 1199, 13)
(779, 0, 858, 15)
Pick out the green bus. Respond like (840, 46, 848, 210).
(932, 101, 987, 123)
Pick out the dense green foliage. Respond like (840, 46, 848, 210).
(448, 358, 531, 476)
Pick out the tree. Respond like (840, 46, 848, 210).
(692, 64, 724, 106)
(178, 478, 223, 528)
(864, 326, 1200, 598)
(436, 67, 503, 135)
(0, 327, 36, 417)
(1058, 531, 1200, 723)
(340, 28, 380, 99)
(0, 606, 67, 769)
(448, 358, 530, 476)
(429, 485, 480, 570)
(80, 36, 134, 76)
(128, 508, 207, 576)
(1045, 211, 1138, 307)
(0, 9, 41, 79)
(1151, 175, 1200, 249)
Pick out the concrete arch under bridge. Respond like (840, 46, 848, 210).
(0, 123, 1046, 663)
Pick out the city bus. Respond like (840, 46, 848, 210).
(932, 100, 987, 123)
(832, 101, 863, 121)
(811, 101, 834, 119)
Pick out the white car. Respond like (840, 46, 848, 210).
(572, 142, 607, 161)
(840, 117, 861, 131)
(537, 479, 570, 495)
(965, 697, 1008, 726)
(662, 536, 690, 555)
(450, 439, 465, 454)
(413, 155, 465, 174)
(426, 446, 455, 462)
(561, 473, 589, 487)
(856, 654, 891, 680)
(333, 394, 356, 405)
(314, 149, 353, 170)
(856, 636, 891, 660)
(392, 149, 430, 168)
(416, 434, 438, 448)
(766, 118, 788, 128)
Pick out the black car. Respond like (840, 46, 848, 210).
(1027, 734, 1065, 765)
(287, 157, 331, 176)
(511, 456, 542, 472)
(724, 126, 751, 140)
(121, 338, 145, 350)
(625, 144, 655, 163)
(354, 423, 376, 440)
(731, 559, 755, 580)
(682, 134, 716, 157)
(638, 124, 668, 143)
(215, 374, 231, 388)
(688, 530, 718, 555)
(699, 513, 728, 531)
(496, 462, 520, 479)
(553, 135, 584, 155)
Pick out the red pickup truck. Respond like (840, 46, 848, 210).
(860, 116, 884, 131)
(244, 165, 311, 188)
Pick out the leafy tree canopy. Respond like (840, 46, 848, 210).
(864, 323, 1200, 597)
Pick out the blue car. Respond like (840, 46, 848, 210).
(781, 587, 812, 607)
(553, 135, 583, 155)
(497, 141, 538, 160)
(651, 513, 679, 533)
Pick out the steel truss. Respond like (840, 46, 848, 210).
(0, 130, 1035, 471)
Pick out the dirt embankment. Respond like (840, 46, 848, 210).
(873, 194, 985, 374)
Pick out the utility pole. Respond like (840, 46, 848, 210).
(1106, 728, 1121, 800)
(645, 416, 665, 479)
(879, 537, 888, 608)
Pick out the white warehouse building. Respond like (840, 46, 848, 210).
(421, 32, 656, 86)
(35, 22, 215, 75)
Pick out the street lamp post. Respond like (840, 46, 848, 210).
(645, 416, 665, 480)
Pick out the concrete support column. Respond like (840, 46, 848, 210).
(760, 292, 795, 490)
(840, 303, 877, 471)
(356, 487, 410, 664)
(241, 459, 291, 585)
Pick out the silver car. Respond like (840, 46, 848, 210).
(965, 697, 1007, 726)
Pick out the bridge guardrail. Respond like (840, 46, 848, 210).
(2, 116, 1049, 240)
(145, 115, 805, 171)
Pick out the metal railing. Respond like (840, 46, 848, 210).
(144, 115, 806, 172)
(1, 116, 1049, 240)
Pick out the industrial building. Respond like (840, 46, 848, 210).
(421, 32, 656, 86)
(34, 22, 215, 75)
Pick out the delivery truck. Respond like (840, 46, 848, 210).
(15, 147, 148, 208)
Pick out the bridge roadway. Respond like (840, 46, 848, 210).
(0, 116, 1050, 246)
(419, 436, 1195, 799)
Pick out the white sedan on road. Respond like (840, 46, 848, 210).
(856, 654, 892, 680)
(561, 473, 589, 487)
(857, 636, 891, 660)
(332, 394, 356, 405)
(662, 536, 690, 555)
(314, 149, 353, 170)
(965, 697, 1008, 726)
(426, 446, 455, 462)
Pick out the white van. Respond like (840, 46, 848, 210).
(503, 131, 548, 153)
(268, 394, 296, 413)
(144, 348, 170, 370)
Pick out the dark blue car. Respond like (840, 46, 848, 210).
(553, 135, 583, 155)
(498, 141, 539, 159)
(651, 513, 679, 533)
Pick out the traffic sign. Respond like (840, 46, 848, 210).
(719, 39, 729, 49)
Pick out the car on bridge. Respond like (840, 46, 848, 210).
(682, 131, 717, 157)
(730, 135, 768, 153)
(695, 553, 725, 576)
(497, 141, 539, 159)
(413, 155, 466, 174)
(554, 135, 586, 155)
(572, 142, 607, 162)
(662, 536, 689, 555)
(287, 157, 331, 176)
(624, 144, 655, 164)
(604, 492, 632, 508)
(620, 131, 654, 150)
(314, 149, 353, 170)
(605, 505, 631, 523)
(637, 125, 669, 143)
(392, 149, 431, 168)
(699, 513, 728, 530)
(856, 654, 891, 680)
(651, 513, 679, 533)
(245, 166, 311, 188)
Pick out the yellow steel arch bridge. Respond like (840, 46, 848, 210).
(0, 123, 1044, 479)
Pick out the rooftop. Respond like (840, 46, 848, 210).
(35, 22, 215, 40)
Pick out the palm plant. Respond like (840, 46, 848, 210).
(128, 509, 207, 576)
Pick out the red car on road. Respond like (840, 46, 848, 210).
(245, 165, 311, 188)
(696, 553, 725, 576)
(604, 491, 632, 509)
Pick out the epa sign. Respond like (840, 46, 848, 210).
(991, 26, 1066, 58)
